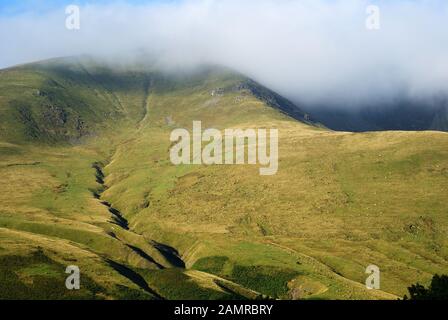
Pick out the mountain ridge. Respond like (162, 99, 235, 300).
(301, 98, 448, 133)
(0, 56, 315, 145)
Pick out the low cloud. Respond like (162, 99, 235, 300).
(1, 0, 448, 108)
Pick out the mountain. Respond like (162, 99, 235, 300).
(0, 57, 314, 145)
(0, 57, 447, 300)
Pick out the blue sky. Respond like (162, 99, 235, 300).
(0, 0, 169, 15)
(1, 0, 445, 16)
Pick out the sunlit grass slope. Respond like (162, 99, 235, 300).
(0, 57, 446, 299)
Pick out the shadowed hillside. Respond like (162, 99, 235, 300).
(303, 98, 448, 133)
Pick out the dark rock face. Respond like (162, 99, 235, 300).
(13, 100, 87, 142)
(43, 105, 68, 126)
(16, 103, 40, 138)
(223, 79, 315, 125)
(207, 78, 315, 125)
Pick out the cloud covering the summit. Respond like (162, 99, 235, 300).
(1, 0, 448, 107)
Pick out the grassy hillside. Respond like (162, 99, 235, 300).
(0, 58, 447, 299)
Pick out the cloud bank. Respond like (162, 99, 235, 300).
(1, 0, 448, 107)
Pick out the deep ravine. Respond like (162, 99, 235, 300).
(90, 161, 187, 299)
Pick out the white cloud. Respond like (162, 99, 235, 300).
(1, 0, 448, 107)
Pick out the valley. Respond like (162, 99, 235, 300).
(0, 57, 447, 300)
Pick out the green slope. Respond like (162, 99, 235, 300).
(0, 57, 447, 300)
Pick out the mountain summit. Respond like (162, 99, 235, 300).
(0, 57, 314, 145)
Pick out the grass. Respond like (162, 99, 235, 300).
(229, 265, 299, 299)
(0, 250, 104, 300)
(0, 57, 447, 299)
(140, 269, 240, 300)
